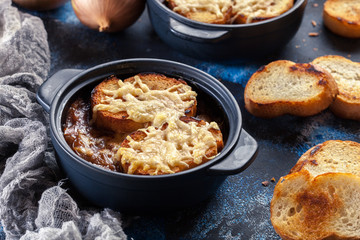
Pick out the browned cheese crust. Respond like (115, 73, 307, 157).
(165, 0, 294, 24)
(117, 116, 224, 175)
(165, 0, 233, 24)
(91, 73, 197, 133)
(232, 0, 294, 24)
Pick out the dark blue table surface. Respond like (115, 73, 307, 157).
(7, 0, 360, 239)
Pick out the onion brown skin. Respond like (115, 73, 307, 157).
(71, 0, 146, 32)
(12, 0, 69, 11)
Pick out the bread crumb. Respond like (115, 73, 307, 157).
(302, 39, 306, 42)
(271, 177, 276, 182)
(311, 20, 317, 27)
(313, 48, 318, 51)
(309, 32, 319, 37)
(295, 45, 301, 48)
(313, 3, 318, 7)
(348, 54, 352, 58)
(262, 181, 270, 187)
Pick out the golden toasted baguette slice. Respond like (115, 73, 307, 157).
(244, 60, 338, 118)
(271, 171, 360, 240)
(116, 116, 224, 175)
(165, 0, 233, 24)
(232, 0, 294, 24)
(91, 73, 197, 133)
(312, 55, 360, 121)
(290, 140, 360, 178)
(323, 0, 360, 38)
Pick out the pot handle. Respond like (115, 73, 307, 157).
(37, 69, 83, 113)
(207, 129, 258, 175)
(169, 18, 230, 42)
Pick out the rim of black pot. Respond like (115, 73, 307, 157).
(50, 58, 242, 180)
(150, 0, 307, 30)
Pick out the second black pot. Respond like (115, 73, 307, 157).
(147, 0, 308, 60)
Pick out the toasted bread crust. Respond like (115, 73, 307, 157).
(91, 76, 147, 133)
(323, 0, 360, 38)
(118, 116, 224, 175)
(271, 140, 360, 240)
(244, 60, 338, 118)
(91, 73, 197, 133)
(290, 140, 360, 177)
(330, 97, 360, 120)
(312, 55, 360, 121)
(271, 171, 360, 240)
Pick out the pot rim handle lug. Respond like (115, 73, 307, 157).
(207, 129, 258, 175)
(37, 69, 83, 113)
(169, 18, 230, 42)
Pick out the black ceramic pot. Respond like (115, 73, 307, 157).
(147, 0, 308, 60)
(37, 58, 258, 212)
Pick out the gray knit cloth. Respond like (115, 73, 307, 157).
(0, 1, 127, 239)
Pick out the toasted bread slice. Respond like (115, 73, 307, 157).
(312, 55, 360, 121)
(244, 60, 338, 118)
(165, 0, 233, 24)
(232, 0, 294, 24)
(290, 140, 360, 178)
(116, 116, 224, 175)
(271, 171, 360, 240)
(91, 73, 197, 133)
(323, 0, 360, 38)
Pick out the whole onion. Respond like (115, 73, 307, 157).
(71, 0, 146, 32)
(12, 0, 69, 11)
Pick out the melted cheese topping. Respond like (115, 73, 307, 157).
(92, 75, 222, 175)
(233, 0, 291, 23)
(117, 119, 220, 175)
(93, 75, 197, 126)
(171, 0, 233, 18)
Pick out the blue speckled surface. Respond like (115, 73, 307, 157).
(8, 0, 360, 239)
(0, 225, 5, 240)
